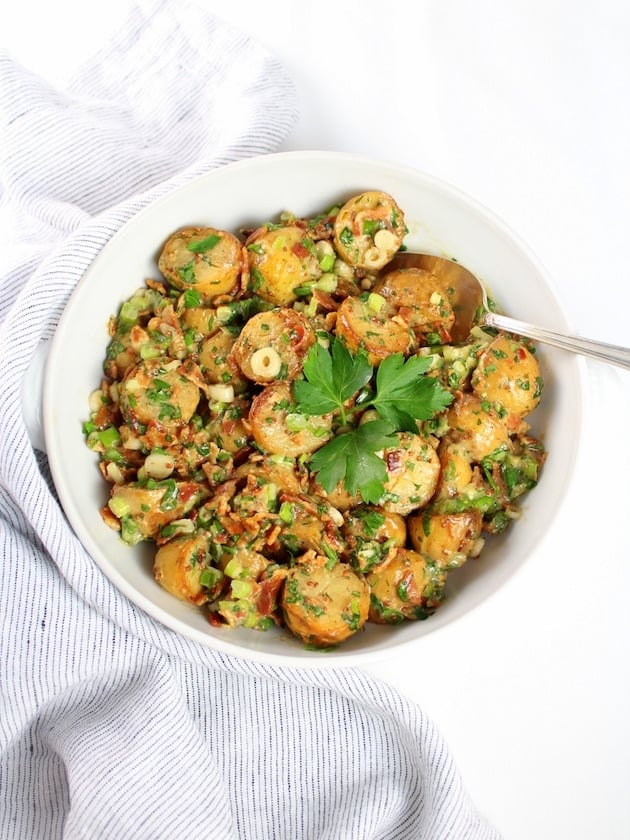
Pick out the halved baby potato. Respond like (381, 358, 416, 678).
(367, 548, 446, 623)
(471, 334, 543, 423)
(118, 358, 201, 433)
(407, 510, 483, 569)
(249, 382, 332, 456)
(373, 267, 455, 345)
(246, 225, 321, 306)
(333, 190, 406, 271)
(281, 556, 370, 647)
(231, 308, 315, 384)
(158, 227, 242, 300)
(380, 432, 441, 516)
(153, 533, 222, 605)
(335, 295, 412, 366)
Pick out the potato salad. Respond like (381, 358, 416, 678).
(84, 191, 546, 649)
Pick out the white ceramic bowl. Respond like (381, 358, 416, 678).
(41, 151, 583, 667)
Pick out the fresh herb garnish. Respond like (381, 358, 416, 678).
(308, 419, 397, 504)
(293, 339, 453, 502)
(187, 233, 221, 253)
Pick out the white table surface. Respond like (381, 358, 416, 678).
(2, 1, 629, 837)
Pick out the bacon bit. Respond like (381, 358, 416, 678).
(207, 611, 224, 627)
(291, 241, 310, 259)
(265, 524, 281, 546)
(146, 278, 167, 295)
(312, 290, 337, 311)
(93, 402, 119, 429)
(257, 571, 286, 617)
(385, 449, 403, 473)
(130, 324, 149, 345)
(178, 482, 205, 505)
(100, 505, 121, 531)
(244, 225, 268, 246)
(397, 305, 415, 323)
(242, 517, 262, 536)
(222, 517, 244, 537)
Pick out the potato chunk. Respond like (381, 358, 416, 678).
(231, 308, 315, 384)
(471, 335, 543, 423)
(335, 295, 412, 366)
(158, 227, 242, 300)
(373, 267, 455, 345)
(154, 533, 221, 605)
(333, 190, 406, 271)
(199, 329, 246, 389)
(367, 548, 446, 623)
(407, 510, 483, 569)
(281, 557, 370, 647)
(342, 506, 406, 573)
(446, 393, 510, 462)
(118, 358, 201, 433)
(247, 225, 321, 306)
(380, 433, 441, 516)
(249, 382, 332, 456)
(109, 479, 209, 542)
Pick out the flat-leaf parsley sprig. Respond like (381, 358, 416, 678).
(292, 339, 453, 503)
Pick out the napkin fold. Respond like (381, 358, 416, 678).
(0, 2, 500, 837)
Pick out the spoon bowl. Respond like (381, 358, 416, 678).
(388, 252, 630, 370)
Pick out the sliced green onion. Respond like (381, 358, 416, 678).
(318, 253, 335, 272)
(278, 501, 294, 525)
(285, 413, 308, 432)
(98, 427, 121, 447)
(223, 558, 244, 579)
(108, 496, 130, 519)
(367, 292, 386, 313)
(200, 567, 224, 589)
(231, 579, 253, 599)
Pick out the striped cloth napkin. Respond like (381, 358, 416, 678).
(0, 2, 500, 837)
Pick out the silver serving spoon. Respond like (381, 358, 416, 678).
(385, 252, 630, 370)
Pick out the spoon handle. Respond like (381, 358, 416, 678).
(483, 312, 630, 371)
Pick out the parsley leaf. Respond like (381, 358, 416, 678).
(292, 340, 372, 418)
(371, 353, 453, 432)
(293, 338, 453, 502)
(309, 420, 398, 504)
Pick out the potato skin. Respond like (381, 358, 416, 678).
(471, 335, 542, 424)
(199, 329, 246, 389)
(373, 267, 455, 344)
(249, 382, 332, 456)
(231, 308, 315, 384)
(446, 393, 509, 462)
(281, 557, 370, 647)
(342, 506, 406, 573)
(158, 227, 242, 300)
(407, 510, 483, 569)
(335, 295, 412, 366)
(118, 358, 201, 433)
(110, 480, 209, 540)
(333, 190, 406, 270)
(153, 533, 220, 605)
(367, 548, 446, 623)
(247, 225, 321, 306)
(380, 433, 441, 516)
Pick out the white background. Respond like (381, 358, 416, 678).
(2, 1, 630, 837)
